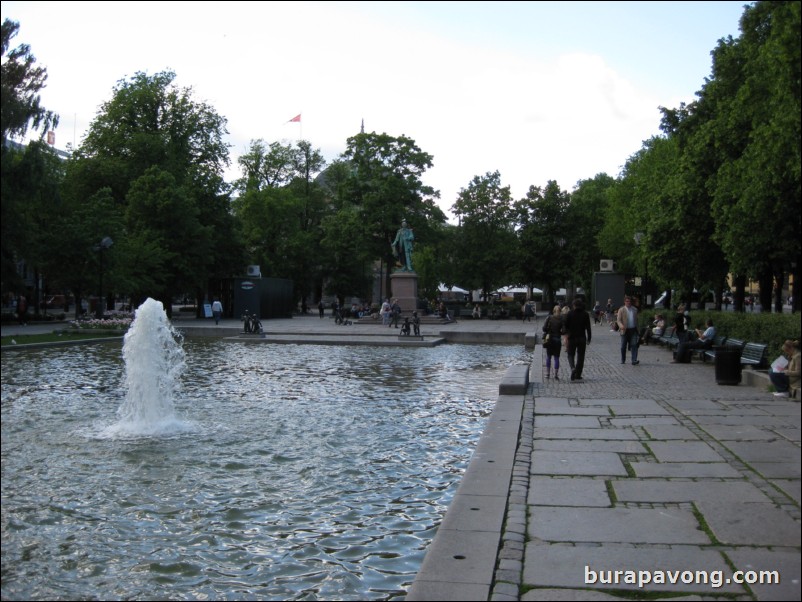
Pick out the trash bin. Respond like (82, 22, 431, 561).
(714, 346, 742, 385)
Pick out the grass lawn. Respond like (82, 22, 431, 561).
(1, 330, 124, 348)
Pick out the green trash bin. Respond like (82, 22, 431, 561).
(714, 346, 742, 385)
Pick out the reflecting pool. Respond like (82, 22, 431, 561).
(1, 340, 530, 600)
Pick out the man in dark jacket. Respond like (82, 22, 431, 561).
(564, 298, 592, 381)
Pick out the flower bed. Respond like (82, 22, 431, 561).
(70, 311, 133, 331)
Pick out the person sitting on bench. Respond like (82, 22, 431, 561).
(672, 318, 715, 363)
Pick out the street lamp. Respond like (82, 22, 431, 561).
(95, 236, 113, 318)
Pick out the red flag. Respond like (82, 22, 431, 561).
(288, 114, 301, 123)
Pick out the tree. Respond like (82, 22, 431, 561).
(567, 174, 615, 297)
(513, 180, 570, 303)
(63, 70, 239, 311)
(339, 131, 446, 295)
(1, 19, 59, 296)
(707, 1, 801, 312)
(452, 171, 516, 299)
(1, 19, 58, 142)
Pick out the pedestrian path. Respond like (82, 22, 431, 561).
(409, 323, 800, 601)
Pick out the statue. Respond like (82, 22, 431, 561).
(391, 219, 414, 272)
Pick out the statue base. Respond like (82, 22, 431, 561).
(390, 271, 418, 314)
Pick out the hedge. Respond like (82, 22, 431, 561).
(640, 310, 800, 356)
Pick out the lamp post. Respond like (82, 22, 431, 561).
(95, 236, 113, 318)
(633, 232, 648, 307)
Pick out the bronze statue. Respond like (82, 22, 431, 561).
(391, 219, 414, 272)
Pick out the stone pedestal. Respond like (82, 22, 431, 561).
(390, 271, 418, 314)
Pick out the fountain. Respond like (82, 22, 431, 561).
(101, 297, 193, 438)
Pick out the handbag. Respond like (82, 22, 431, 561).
(612, 322, 620, 331)
(543, 333, 550, 344)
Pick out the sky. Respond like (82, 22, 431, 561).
(3, 1, 748, 219)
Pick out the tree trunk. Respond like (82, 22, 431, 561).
(733, 275, 746, 312)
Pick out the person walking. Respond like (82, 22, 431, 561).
(522, 301, 535, 322)
(389, 299, 401, 328)
(616, 296, 640, 365)
(318, 300, 325, 319)
(211, 298, 223, 325)
(564, 298, 592, 381)
(381, 299, 392, 326)
(542, 305, 564, 379)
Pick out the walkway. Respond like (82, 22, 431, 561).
(408, 321, 801, 601)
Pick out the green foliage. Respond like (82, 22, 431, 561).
(1, 19, 58, 142)
(340, 131, 446, 292)
(452, 171, 516, 296)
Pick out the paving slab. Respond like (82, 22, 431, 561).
(528, 506, 710, 544)
(771, 478, 802, 504)
(610, 417, 680, 427)
(521, 589, 704, 601)
(696, 501, 802, 546)
(535, 415, 603, 428)
(642, 425, 699, 440)
(528, 477, 611, 507)
(723, 439, 801, 463)
(697, 424, 780, 440)
(647, 440, 725, 463)
(725, 548, 802, 601)
(606, 404, 673, 416)
(531, 450, 628, 476)
(532, 439, 648, 454)
(613, 480, 772, 504)
(746, 461, 802, 479)
(629, 461, 742, 478)
(533, 427, 639, 440)
(522, 543, 745, 594)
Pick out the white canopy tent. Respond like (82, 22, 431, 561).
(497, 286, 543, 295)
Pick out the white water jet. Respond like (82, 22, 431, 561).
(103, 298, 192, 437)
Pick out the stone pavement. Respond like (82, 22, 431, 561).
(408, 321, 801, 602)
(3, 314, 800, 600)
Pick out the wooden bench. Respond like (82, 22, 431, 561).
(740, 342, 768, 368)
(704, 338, 745, 363)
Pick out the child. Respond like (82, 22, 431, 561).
(412, 311, 421, 336)
(400, 317, 411, 335)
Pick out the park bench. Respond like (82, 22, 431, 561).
(698, 335, 728, 362)
(704, 338, 745, 363)
(663, 328, 682, 350)
(740, 342, 768, 369)
(657, 326, 676, 347)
